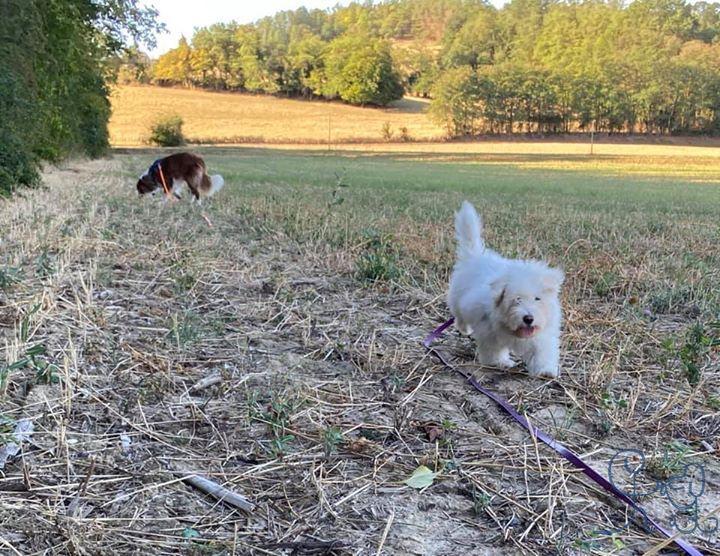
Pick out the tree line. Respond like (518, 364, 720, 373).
(140, 0, 720, 135)
(0, 0, 159, 194)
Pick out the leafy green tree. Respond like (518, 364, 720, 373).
(429, 66, 483, 135)
(690, 1, 720, 42)
(236, 28, 278, 94)
(113, 47, 153, 84)
(286, 34, 326, 97)
(395, 46, 440, 98)
(320, 35, 403, 106)
(497, 0, 550, 63)
(153, 37, 193, 86)
(0, 0, 160, 194)
(441, 7, 498, 69)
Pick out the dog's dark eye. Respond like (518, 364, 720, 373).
(535, 297, 541, 301)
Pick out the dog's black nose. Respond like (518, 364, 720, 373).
(523, 315, 534, 325)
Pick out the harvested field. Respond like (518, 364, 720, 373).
(0, 147, 718, 555)
(109, 85, 442, 146)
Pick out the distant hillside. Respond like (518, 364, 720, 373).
(108, 85, 443, 145)
(115, 0, 720, 137)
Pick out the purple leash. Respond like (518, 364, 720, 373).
(423, 317, 703, 556)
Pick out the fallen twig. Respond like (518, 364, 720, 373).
(174, 469, 255, 512)
(189, 374, 222, 392)
(375, 510, 394, 556)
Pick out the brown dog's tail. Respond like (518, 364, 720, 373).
(198, 170, 224, 198)
(208, 174, 224, 196)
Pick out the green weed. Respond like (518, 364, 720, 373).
(600, 390, 627, 410)
(0, 266, 21, 290)
(249, 393, 303, 458)
(322, 426, 344, 456)
(35, 251, 55, 278)
(646, 441, 692, 480)
(593, 271, 619, 298)
(669, 321, 719, 386)
(471, 487, 492, 515)
(648, 286, 696, 315)
(167, 311, 202, 346)
(1, 343, 58, 390)
(357, 229, 401, 283)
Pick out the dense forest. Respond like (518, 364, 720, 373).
(0, 0, 159, 193)
(141, 0, 720, 136)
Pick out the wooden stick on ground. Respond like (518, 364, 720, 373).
(177, 471, 255, 512)
(189, 374, 222, 392)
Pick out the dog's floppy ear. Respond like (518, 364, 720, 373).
(542, 267, 564, 293)
(490, 277, 507, 306)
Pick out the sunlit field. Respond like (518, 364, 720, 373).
(2, 144, 718, 553)
(109, 85, 444, 145)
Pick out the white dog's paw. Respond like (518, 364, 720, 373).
(477, 351, 515, 369)
(455, 318, 473, 335)
(527, 363, 560, 378)
(496, 353, 516, 369)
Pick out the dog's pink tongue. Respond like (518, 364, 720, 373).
(516, 326, 535, 338)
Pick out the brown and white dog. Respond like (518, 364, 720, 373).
(137, 152, 224, 203)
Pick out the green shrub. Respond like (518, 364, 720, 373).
(148, 114, 185, 146)
(0, 130, 40, 196)
(381, 121, 393, 141)
(78, 88, 111, 157)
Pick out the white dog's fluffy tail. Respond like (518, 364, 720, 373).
(455, 201, 484, 259)
(209, 174, 224, 196)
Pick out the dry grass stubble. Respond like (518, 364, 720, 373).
(0, 154, 718, 555)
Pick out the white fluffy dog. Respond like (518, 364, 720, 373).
(448, 201, 564, 378)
